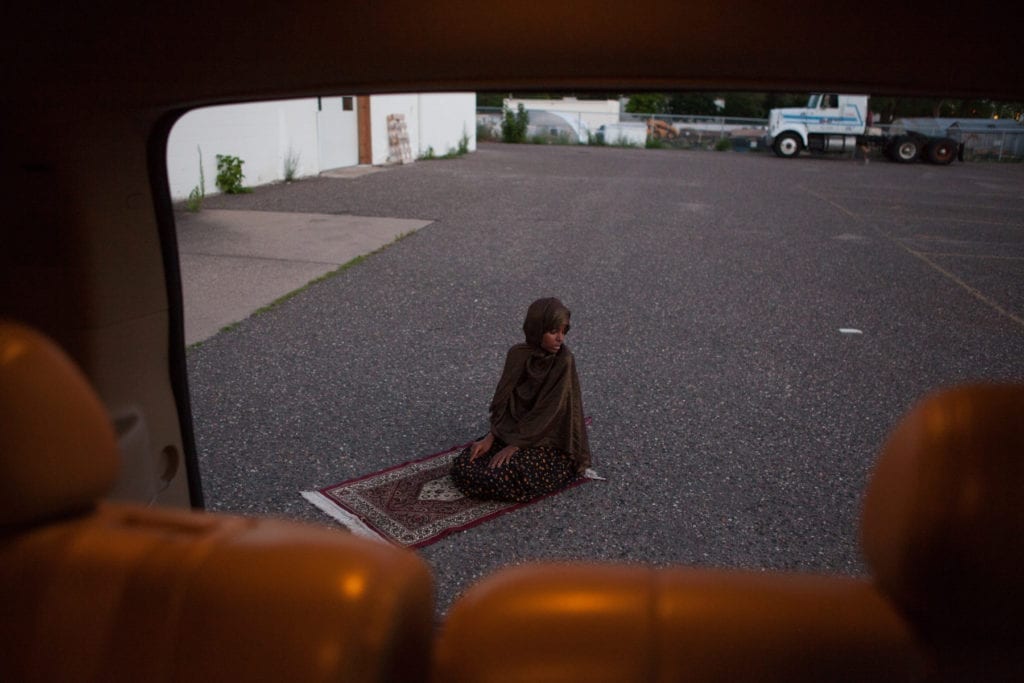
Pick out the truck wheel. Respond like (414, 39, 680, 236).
(772, 133, 802, 158)
(925, 138, 957, 165)
(891, 136, 921, 163)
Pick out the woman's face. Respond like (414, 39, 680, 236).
(540, 325, 567, 354)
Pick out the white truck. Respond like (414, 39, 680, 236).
(768, 94, 962, 164)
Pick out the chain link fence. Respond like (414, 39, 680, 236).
(478, 107, 1024, 161)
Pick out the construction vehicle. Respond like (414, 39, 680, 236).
(768, 94, 962, 164)
(647, 117, 679, 140)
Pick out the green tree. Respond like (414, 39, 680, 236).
(720, 92, 766, 118)
(624, 93, 668, 114)
(991, 101, 1024, 120)
(763, 92, 808, 112)
(666, 92, 719, 115)
(477, 93, 507, 108)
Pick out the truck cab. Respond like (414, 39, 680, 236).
(769, 93, 869, 157)
(769, 93, 961, 164)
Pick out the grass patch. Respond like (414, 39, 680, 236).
(528, 130, 573, 145)
(283, 147, 300, 181)
(420, 131, 472, 160)
(186, 146, 206, 211)
(609, 137, 642, 148)
(254, 230, 415, 316)
(252, 255, 367, 316)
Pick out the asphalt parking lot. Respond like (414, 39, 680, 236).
(186, 143, 1024, 614)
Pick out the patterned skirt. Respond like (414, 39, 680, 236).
(450, 437, 578, 503)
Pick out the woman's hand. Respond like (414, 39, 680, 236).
(488, 445, 519, 469)
(469, 432, 494, 462)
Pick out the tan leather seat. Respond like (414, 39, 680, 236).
(434, 562, 925, 682)
(862, 383, 1024, 682)
(435, 384, 1024, 682)
(0, 320, 435, 683)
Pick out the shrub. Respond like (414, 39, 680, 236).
(714, 137, 732, 151)
(215, 154, 250, 193)
(186, 186, 203, 212)
(501, 103, 529, 143)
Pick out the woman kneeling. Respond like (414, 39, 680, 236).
(450, 297, 591, 502)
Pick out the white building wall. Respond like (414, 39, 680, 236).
(166, 99, 319, 200)
(167, 93, 477, 199)
(417, 93, 477, 156)
(371, 93, 477, 164)
(370, 94, 420, 166)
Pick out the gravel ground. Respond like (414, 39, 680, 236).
(186, 143, 1024, 615)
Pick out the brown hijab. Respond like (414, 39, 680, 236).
(488, 298, 591, 472)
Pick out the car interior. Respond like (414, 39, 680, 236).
(2, 3, 1021, 681)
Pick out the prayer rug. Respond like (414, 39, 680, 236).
(302, 433, 600, 548)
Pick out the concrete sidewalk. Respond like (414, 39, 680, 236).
(176, 209, 432, 344)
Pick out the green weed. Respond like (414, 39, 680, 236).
(216, 154, 251, 194)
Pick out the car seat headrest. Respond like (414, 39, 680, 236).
(0, 320, 120, 527)
(860, 384, 1024, 642)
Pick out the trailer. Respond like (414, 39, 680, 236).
(768, 94, 962, 164)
